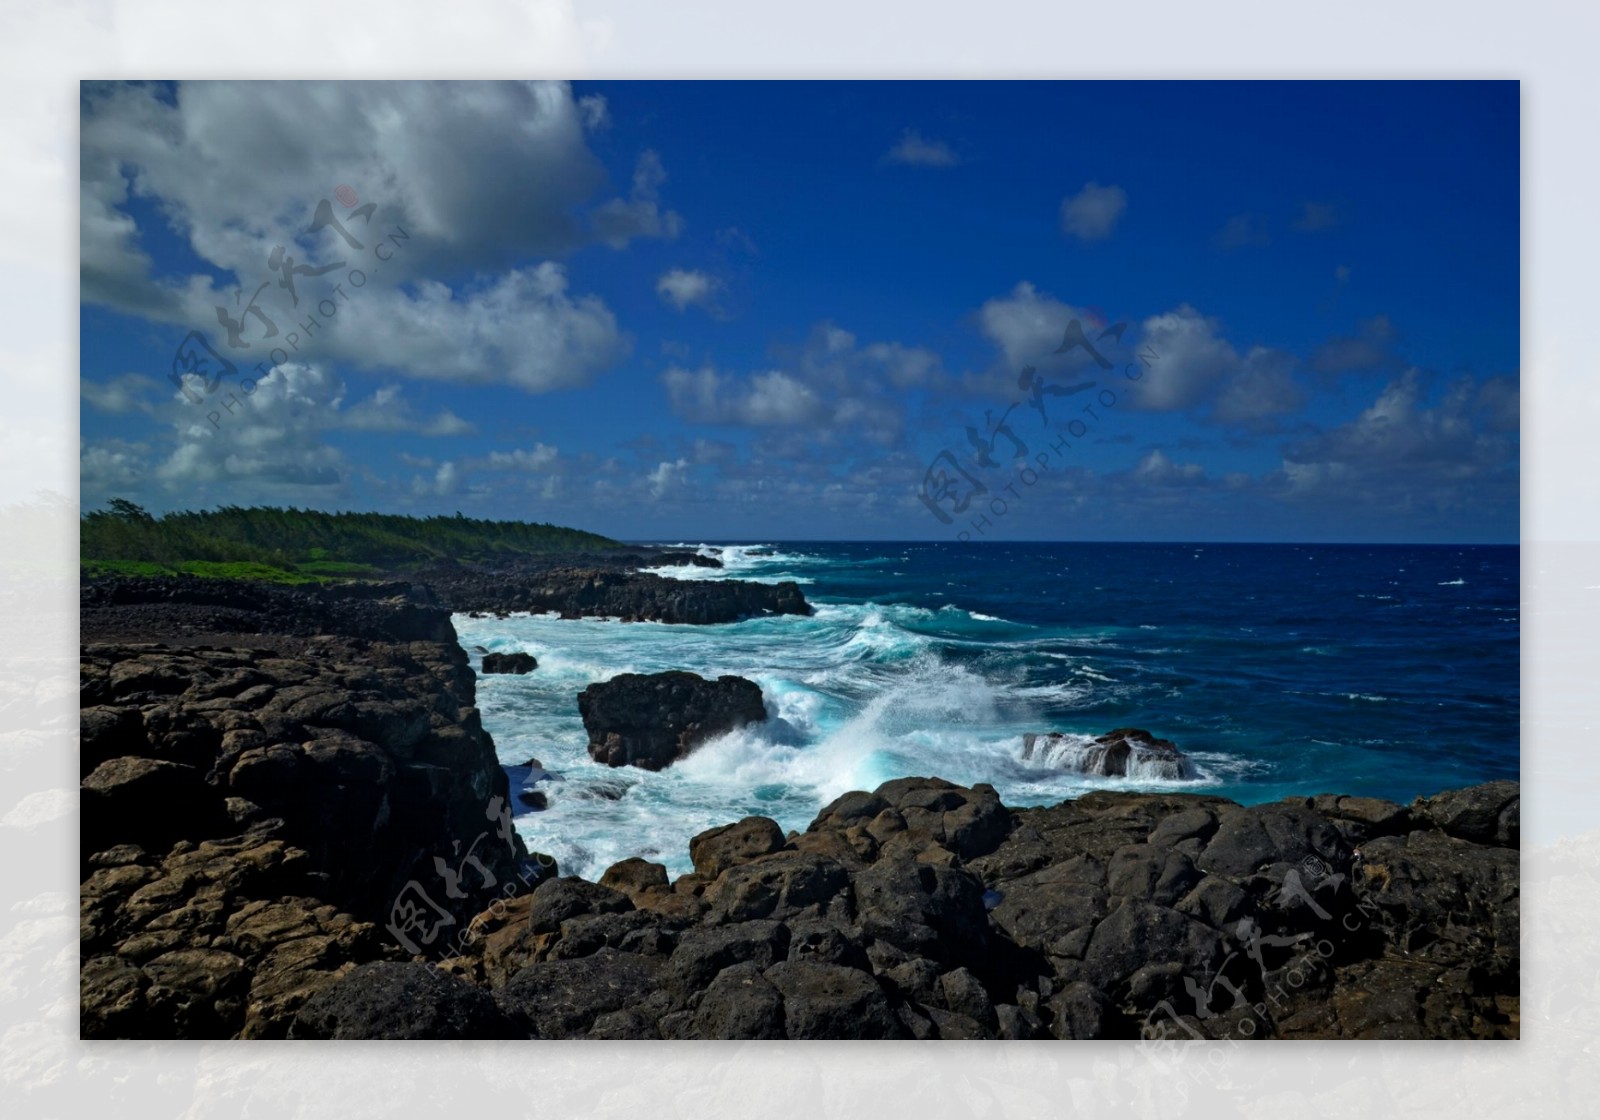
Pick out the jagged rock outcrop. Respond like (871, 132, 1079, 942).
(651, 551, 724, 569)
(79, 578, 544, 1039)
(578, 671, 768, 770)
(79, 575, 1518, 1041)
(481, 651, 537, 675)
(418, 776, 1518, 1040)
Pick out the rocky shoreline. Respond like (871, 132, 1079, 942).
(79, 572, 1519, 1040)
(420, 555, 810, 624)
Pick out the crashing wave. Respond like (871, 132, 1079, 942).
(1021, 727, 1198, 781)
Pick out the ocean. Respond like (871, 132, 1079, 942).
(454, 541, 1520, 879)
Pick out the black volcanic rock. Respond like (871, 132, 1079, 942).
(437, 774, 1519, 1040)
(1022, 727, 1197, 780)
(481, 651, 537, 674)
(289, 961, 523, 1039)
(1412, 780, 1520, 847)
(79, 576, 536, 1039)
(579, 671, 768, 770)
(79, 575, 1519, 1041)
(427, 565, 810, 624)
(652, 550, 724, 568)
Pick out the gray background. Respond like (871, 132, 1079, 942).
(4, 4, 1586, 1116)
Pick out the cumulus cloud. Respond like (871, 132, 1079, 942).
(1277, 370, 1519, 517)
(656, 268, 722, 313)
(577, 94, 609, 130)
(412, 442, 559, 496)
(661, 322, 940, 445)
(1060, 182, 1127, 241)
(972, 282, 1108, 388)
(591, 150, 684, 249)
(1209, 348, 1305, 429)
(1132, 305, 1303, 427)
(81, 374, 161, 415)
(79, 81, 646, 393)
(80, 440, 151, 493)
(883, 130, 958, 167)
(153, 362, 350, 496)
(1309, 315, 1401, 376)
(1475, 375, 1520, 433)
(80, 360, 501, 509)
(663, 368, 826, 427)
(1132, 448, 1207, 486)
(647, 458, 690, 499)
(328, 263, 628, 392)
(338, 386, 475, 436)
(81, 81, 611, 290)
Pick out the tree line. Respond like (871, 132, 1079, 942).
(81, 501, 621, 571)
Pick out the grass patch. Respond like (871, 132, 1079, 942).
(297, 560, 385, 578)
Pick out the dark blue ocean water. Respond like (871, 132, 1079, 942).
(458, 541, 1520, 878)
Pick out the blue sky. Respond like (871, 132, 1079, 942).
(79, 80, 1519, 542)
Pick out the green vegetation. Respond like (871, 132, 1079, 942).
(81, 558, 325, 584)
(81, 501, 621, 582)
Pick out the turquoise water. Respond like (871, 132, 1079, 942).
(456, 541, 1519, 878)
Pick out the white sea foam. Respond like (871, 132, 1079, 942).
(453, 588, 1238, 879)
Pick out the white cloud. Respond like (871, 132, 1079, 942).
(973, 290, 1304, 428)
(591, 150, 684, 249)
(81, 374, 161, 415)
(656, 268, 721, 313)
(80, 440, 149, 493)
(413, 442, 561, 497)
(884, 130, 958, 167)
(1060, 182, 1127, 241)
(1132, 448, 1207, 486)
(152, 362, 350, 496)
(1210, 348, 1305, 428)
(80, 81, 610, 291)
(663, 367, 826, 427)
(483, 445, 559, 471)
(425, 461, 460, 496)
(79, 81, 643, 394)
(661, 322, 940, 445)
(1273, 371, 1519, 521)
(577, 94, 609, 130)
(324, 263, 628, 392)
(1287, 370, 1515, 476)
(1309, 314, 1399, 376)
(80, 361, 509, 508)
(970, 282, 1109, 394)
(647, 458, 689, 499)
(337, 385, 475, 436)
(1134, 305, 1264, 415)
